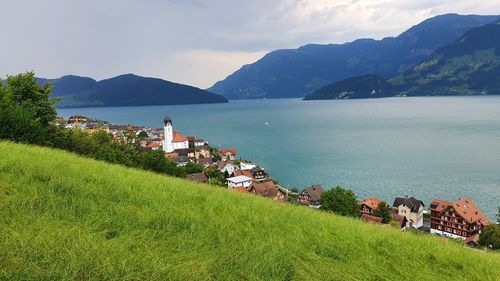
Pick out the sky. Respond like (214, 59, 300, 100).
(2, 0, 500, 88)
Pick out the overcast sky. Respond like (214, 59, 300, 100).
(2, 0, 500, 88)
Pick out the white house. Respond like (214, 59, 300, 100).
(162, 116, 189, 153)
(392, 197, 425, 229)
(240, 162, 257, 170)
(218, 161, 239, 176)
(227, 176, 253, 189)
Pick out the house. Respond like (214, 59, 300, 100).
(248, 181, 285, 202)
(240, 162, 257, 170)
(429, 197, 493, 240)
(195, 145, 211, 159)
(234, 169, 254, 179)
(146, 142, 162, 151)
(186, 173, 208, 183)
(196, 158, 214, 169)
(162, 116, 189, 153)
(175, 148, 195, 158)
(359, 197, 382, 215)
(171, 156, 190, 166)
(233, 186, 250, 194)
(218, 161, 239, 176)
(250, 167, 268, 181)
(297, 185, 324, 206)
(219, 148, 237, 161)
(194, 138, 206, 147)
(227, 175, 253, 189)
(392, 196, 425, 229)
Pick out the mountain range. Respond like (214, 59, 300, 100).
(37, 74, 228, 108)
(304, 20, 500, 100)
(209, 14, 500, 100)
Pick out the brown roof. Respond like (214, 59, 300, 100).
(172, 131, 188, 142)
(361, 213, 383, 224)
(233, 186, 250, 194)
(463, 234, 480, 246)
(186, 173, 208, 183)
(220, 148, 237, 155)
(249, 181, 283, 199)
(234, 169, 254, 179)
(429, 197, 492, 225)
(300, 185, 324, 202)
(360, 197, 382, 211)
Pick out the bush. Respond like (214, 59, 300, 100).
(479, 225, 500, 250)
(320, 186, 359, 217)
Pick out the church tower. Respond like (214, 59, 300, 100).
(163, 115, 174, 153)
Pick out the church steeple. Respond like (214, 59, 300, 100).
(163, 115, 174, 153)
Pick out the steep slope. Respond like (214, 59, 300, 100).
(38, 74, 227, 107)
(209, 14, 500, 99)
(392, 21, 500, 96)
(304, 75, 396, 100)
(1, 142, 500, 280)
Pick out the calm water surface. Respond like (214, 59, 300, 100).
(58, 97, 500, 219)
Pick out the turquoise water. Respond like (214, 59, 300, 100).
(58, 97, 500, 219)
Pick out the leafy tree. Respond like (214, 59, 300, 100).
(479, 224, 500, 250)
(0, 103, 46, 144)
(320, 186, 359, 217)
(141, 150, 170, 173)
(497, 206, 500, 224)
(137, 130, 149, 139)
(373, 201, 392, 224)
(5, 72, 57, 126)
(183, 162, 204, 175)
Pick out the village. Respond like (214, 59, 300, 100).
(60, 114, 495, 248)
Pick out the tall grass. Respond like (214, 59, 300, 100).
(0, 142, 499, 280)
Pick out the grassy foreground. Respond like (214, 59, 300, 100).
(0, 142, 499, 280)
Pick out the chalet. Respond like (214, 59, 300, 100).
(429, 197, 492, 240)
(218, 161, 239, 176)
(359, 197, 382, 215)
(175, 148, 195, 158)
(227, 175, 253, 189)
(219, 148, 237, 161)
(186, 173, 208, 183)
(248, 181, 285, 202)
(390, 212, 409, 230)
(195, 145, 211, 159)
(297, 185, 324, 206)
(250, 167, 268, 181)
(392, 196, 425, 229)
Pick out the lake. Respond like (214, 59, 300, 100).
(58, 97, 500, 219)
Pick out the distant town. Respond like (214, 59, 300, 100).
(58, 114, 495, 248)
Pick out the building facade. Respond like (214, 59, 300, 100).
(392, 197, 425, 229)
(163, 116, 189, 153)
(429, 197, 492, 240)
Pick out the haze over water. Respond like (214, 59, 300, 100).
(58, 97, 500, 219)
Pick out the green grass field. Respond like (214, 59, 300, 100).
(1, 142, 499, 280)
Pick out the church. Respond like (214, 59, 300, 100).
(162, 115, 189, 153)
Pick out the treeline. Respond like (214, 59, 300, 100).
(0, 72, 202, 178)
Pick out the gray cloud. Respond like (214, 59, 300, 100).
(1, 0, 500, 88)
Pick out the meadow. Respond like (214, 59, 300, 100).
(1, 141, 499, 280)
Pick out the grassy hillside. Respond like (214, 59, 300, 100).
(0, 142, 499, 280)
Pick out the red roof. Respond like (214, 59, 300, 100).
(172, 131, 188, 143)
(220, 148, 237, 155)
(360, 197, 382, 211)
(234, 170, 254, 179)
(233, 186, 250, 193)
(430, 197, 492, 225)
(147, 142, 161, 148)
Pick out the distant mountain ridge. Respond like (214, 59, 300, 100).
(304, 20, 500, 100)
(37, 74, 228, 108)
(208, 14, 500, 100)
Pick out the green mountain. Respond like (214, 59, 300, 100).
(391, 21, 500, 96)
(38, 74, 228, 108)
(209, 14, 500, 99)
(1, 142, 500, 280)
(303, 75, 396, 100)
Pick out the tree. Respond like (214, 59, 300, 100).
(373, 201, 392, 224)
(320, 186, 359, 217)
(137, 130, 149, 139)
(497, 206, 500, 224)
(479, 224, 500, 250)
